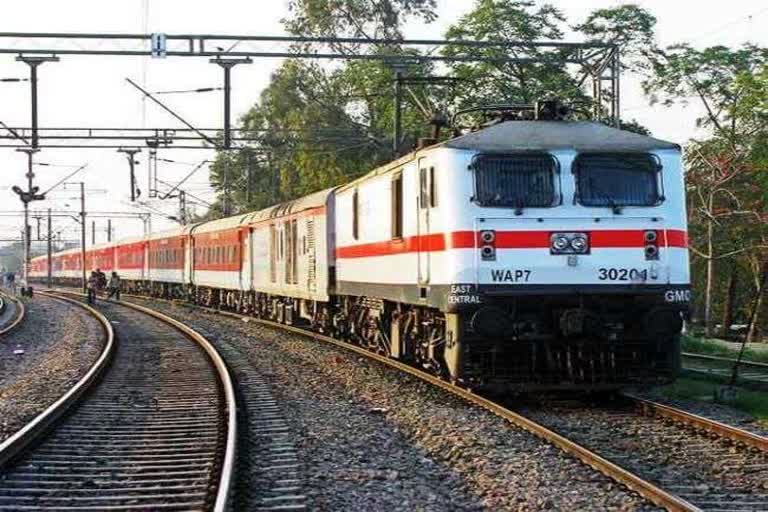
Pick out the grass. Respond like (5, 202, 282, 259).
(682, 334, 768, 364)
(658, 377, 768, 427)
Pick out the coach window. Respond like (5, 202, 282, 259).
(419, 168, 429, 209)
(352, 189, 359, 240)
(429, 167, 438, 207)
(291, 220, 298, 284)
(269, 225, 277, 283)
(391, 173, 403, 239)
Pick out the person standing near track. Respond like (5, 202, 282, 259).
(95, 268, 107, 297)
(106, 271, 121, 301)
(87, 271, 99, 304)
(6, 271, 15, 295)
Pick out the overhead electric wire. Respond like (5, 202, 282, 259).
(156, 179, 212, 207)
(689, 6, 768, 42)
(41, 163, 89, 196)
(153, 87, 224, 95)
(160, 159, 210, 200)
(125, 77, 218, 147)
(0, 120, 30, 145)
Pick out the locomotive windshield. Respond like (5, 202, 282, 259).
(575, 153, 661, 208)
(473, 153, 556, 208)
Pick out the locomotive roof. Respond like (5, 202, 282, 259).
(444, 121, 680, 152)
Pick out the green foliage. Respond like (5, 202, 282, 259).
(443, 1, 583, 109)
(573, 4, 657, 71)
(284, 0, 437, 38)
(659, 377, 768, 423)
(618, 119, 651, 135)
(644, 44, 768, 138)
(646, 44, 768, 336)
(682, 335, 768, 364)
(206, 2, 662, 217)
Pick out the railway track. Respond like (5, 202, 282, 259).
(683, 352, 768, 387)
(0, 291, 25, 335)
(41, 290, 766, 511)
(0, 292, 236, 512)
(116, 294, 766, 512)
(519, 395, 768, 512)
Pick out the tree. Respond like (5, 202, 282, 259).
(442, 1, 584, 109)
(284, 0, 437, 40)
(206, 0, 440, 215)
(573, 4, 658, 72)
(645, 45, 768, 336)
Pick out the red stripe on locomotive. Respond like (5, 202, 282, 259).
(336, 229, 688, 258)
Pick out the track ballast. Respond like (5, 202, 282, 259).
(0, 295, 236, 511)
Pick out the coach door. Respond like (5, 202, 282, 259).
(417, 158, 431, 287)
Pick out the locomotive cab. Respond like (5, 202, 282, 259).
(436, 122, 690, 391)
(333, 119, 690, 392)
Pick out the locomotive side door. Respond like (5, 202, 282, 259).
(417, 158, 431, 286)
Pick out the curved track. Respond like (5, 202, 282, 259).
(0, 291, 25, 336)
(0, 293, 236, 512)
(125, 295, 746, 512)
(63, 291, 768, 511)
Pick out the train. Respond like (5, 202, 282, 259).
(30, 117, 691, 392)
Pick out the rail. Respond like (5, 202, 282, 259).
(625, 393, 768, 452)
(117, 299, 238, 512)
(682, 351, 768, 369)
(0, 291, 114, 467)
(127, 295, 698, 512)
(0, 290, 26, 335)
(42, 290, 237, 512)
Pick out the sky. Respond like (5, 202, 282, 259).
(0, 0, 766, 246)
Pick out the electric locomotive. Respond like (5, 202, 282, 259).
(31, 111, 691, 393)
(332, 118, 690, 391)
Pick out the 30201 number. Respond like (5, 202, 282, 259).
(598, 268, 648, 281)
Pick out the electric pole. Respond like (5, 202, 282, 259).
(46, 208, 52, 289)
(65, 182, 88, 292)
(12, 149, 45, 292)
(245, 152, 252, 205)
(179, 190, 187, 225)
(81, 182, 86, 291)
(210, 57, 251, 217)
(11, 55, 57, 293)
(393, 70, 403, 156)
(118, 148, 142, 201)
(210, 57, 252, 149)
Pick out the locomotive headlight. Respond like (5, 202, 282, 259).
(645, 245, 659, 260)
(480, 230, 496, 244)
(552, 236, 570, 252)
(570, 235, 588, 253)
(481, 245, 496, 261)
(644, 230, 658, 243)
(551, 232, 589, 254)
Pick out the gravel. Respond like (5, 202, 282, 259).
(519, 400, 768, 509)
(131, 298, 660, 512)
(0, 295, 104, 443)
